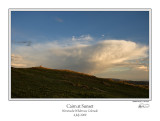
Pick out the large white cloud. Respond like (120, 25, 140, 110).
(11, 39, 148, 76)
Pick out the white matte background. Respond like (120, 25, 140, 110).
(0, 0, 159, 121)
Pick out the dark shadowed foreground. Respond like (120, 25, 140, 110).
(11, 67, 149, 98)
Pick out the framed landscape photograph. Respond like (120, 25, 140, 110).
(9, 8, 151, 100)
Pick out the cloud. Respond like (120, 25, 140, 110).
(11, 39, 149, 80)
(13, 40, 32, 46)
(72, 35, 93, 41)
(11, 54, 35, 67)
(136, 65, 148, 71)
(55, 17, 63, 22)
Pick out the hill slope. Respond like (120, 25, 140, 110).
(11, 67, 149, 98)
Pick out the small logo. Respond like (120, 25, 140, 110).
(138, 103, 150, 108)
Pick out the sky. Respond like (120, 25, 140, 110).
(11, 11, 149, 81)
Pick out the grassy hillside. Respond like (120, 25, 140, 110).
(11, 67, 149, 98)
